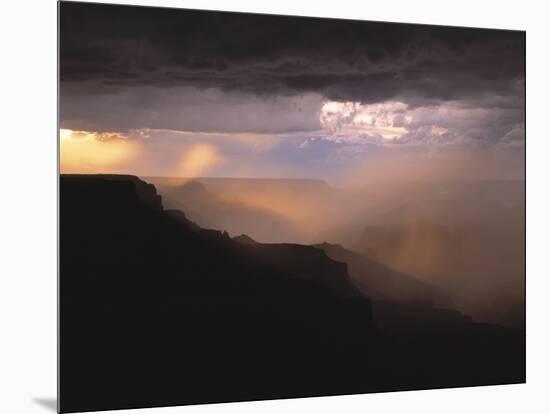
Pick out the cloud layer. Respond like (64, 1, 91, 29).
(60, 3, 524, 104)
(59, 2, 525, 179)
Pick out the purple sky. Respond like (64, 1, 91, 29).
(59, 2, 525, 182)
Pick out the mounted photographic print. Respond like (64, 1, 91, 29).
(59, 1, 526, 412)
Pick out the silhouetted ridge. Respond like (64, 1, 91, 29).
(60, 174, 378, 413)
(233, 234, 259, 245)
(169, 179, 209, 201)
(62, 174, 163, 210)
(239, 242, 360, 299)
(313, 242, 444, 304)
(145, 176, 331, 243)
(146, 176, 331, 192)
(164, 209, 201, 232)
(60, 174, 525, 413)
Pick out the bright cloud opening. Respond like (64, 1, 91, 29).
(319, 101, 410, 140)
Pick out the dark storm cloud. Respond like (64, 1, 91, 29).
(60, 1, 525, 106)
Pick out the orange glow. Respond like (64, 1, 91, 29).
(215, 186, 331, 242)
(178, 144, 222, 177)
(60, 129, 141, 173)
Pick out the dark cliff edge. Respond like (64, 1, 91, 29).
(60, 174, 525, 413)
(62, 174, 163, 210)
(313, 242, 444, 304)
(60, 174, 375, 413)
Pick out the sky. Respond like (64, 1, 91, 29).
(59, 1, 525, 182)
